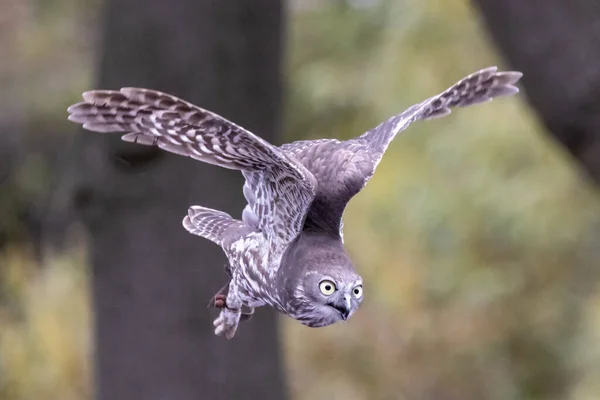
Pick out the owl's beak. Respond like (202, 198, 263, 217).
(329, 294, 351, 320)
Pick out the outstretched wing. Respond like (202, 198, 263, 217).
(358, 67, 522, 165)
(68, 88, 316, 262)
(283, 67, 522, 236)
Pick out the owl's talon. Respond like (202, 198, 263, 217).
(240, 307, 255, 321)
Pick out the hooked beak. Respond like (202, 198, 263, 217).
(329, 294, 352, 320)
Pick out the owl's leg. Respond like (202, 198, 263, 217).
(207, 282, 229, 309)
(207, 264, 232, 309)
(209, 283, 254, 321)
(208, 269, 254, 321)
(213, 281, 242, 339)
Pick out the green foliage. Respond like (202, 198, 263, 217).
(1, 0, 600, 399)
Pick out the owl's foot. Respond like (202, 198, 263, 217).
(213, 308, 241, 339)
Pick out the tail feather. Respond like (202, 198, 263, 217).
(183, 206, 251, 246)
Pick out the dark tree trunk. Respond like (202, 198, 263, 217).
(472, 0, 600, 184)
(72, 1, 287, 399)
(472, 3, 600, 399)
(0, 2, 25, 249)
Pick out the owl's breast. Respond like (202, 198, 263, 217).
(229, 245, 283, 310)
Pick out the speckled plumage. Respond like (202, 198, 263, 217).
(68, 67, 522, 338)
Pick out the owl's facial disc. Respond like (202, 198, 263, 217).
(317, 277, 363, 321)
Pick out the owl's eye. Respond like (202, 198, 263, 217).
(319, 280, 336, 296)
(352, 285, 363, 299)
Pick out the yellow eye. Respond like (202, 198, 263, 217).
(352, 285, 363, 299)
(319, 280, 336, 296)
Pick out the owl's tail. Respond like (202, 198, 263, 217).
(183, 206, 255, 246)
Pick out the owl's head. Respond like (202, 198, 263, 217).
(297, 267, 363, 327)
(279, 232, 363, 327)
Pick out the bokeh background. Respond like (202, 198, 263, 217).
(1, 1, 599, 400)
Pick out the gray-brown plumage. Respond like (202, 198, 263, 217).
(68, 66, 522, 338)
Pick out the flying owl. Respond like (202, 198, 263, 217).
(68, 67, 522, 339)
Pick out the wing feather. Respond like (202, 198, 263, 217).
(359, 67, 522, 164)
(282, 67, 522, 237)
(68, 88, 317, 263)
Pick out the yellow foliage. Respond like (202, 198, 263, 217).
(0, 247, 91, 400)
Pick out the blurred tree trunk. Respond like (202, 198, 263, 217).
(473, 3, 600, 399)
(71, 1, 287, 399)
(472, 0, 600, 185)
(0, 2, 25, 248)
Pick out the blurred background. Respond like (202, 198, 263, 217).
(1, 0, 599, 399)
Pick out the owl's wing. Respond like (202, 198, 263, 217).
(68, 88, 316, 261)
(281, 139, 363, 239)
(358, 67, 522, 166)
(283, 67, 522, 237)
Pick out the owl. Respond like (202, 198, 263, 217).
(68, 67, 522, 338)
